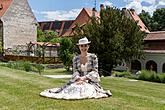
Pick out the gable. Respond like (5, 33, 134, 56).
(128, 9, 150, 33)
(0, 0, 13, 17)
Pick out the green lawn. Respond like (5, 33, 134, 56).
(43, 68, 72, 75)
(0, 66, 165, 110)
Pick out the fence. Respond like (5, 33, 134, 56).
(4, 55, 62, 64)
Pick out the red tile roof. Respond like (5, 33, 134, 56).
(38, 20, 74, 36)
(128, 10, 150, 33)
(62, 8, 100, 36)
(39, 7, 150, 37)
(144, 31, 165, 40)
(0, 0, 13, 17)
(84, 8, 100, 18)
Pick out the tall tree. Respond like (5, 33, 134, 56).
(58, 38, 74, 71)
(75, 7, 145, 75)
(139, 10, 152, 31)
(37, 29, 58, 42)
(152, 8, 165, 31)
(139, 8, 165, 31)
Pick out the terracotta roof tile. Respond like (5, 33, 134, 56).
(0, 0, 13, 17)
(38, 20, 74, 36)
(128, 10, 150, 33)
(84, 8, 100, 18)
(144, 31, 165, 40)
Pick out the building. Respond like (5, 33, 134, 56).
(0, 0, 37, 52)
(39, 5, 149, 37)
(38, 20, 74, 37)
(39, 5, 165, 73)
(38, 8, 100, 37)
(131, 31, 165, 73)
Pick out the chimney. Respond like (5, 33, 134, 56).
(122, 8, 127, 11)
(130, 8, 135, 15)
(92, 7, 97, 17)
(100, 4, 104, 10)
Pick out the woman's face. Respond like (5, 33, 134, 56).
(78, 44, 89, 53)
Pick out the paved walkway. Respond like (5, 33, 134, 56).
(43, 75, 72, 79)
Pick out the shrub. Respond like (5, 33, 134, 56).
(34, 64, 44, 75)
(112, 71, 131, 78)
(138, 70, 165, 83)
(2, 61, 45, 74)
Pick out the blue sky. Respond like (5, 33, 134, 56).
(28, 0, 165, 21)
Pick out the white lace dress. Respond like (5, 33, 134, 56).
(40, 63, 111, 100)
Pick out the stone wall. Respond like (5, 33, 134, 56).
(139, 53, 165, 73)
(1, 0, 37, 49)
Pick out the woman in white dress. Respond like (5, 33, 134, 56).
(40, 37, 112, 100)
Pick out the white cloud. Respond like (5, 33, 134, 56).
(124, 0, 165, 15)
(100, 1, 113, 7)
(158, 1, 165, 5)
(38, 9, 81, 21)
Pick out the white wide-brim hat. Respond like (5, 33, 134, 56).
(77, 37, 91, 45)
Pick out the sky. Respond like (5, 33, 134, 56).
(28, 0, 165, 22)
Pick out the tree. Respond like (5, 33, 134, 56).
(37, 28, 58, 42)
(58, 38, 74, 71)
(75, 7, 145, 75)
(152, 8, 165, 31)
(139, 8, 165, 31)
(139, 10, 152, 31)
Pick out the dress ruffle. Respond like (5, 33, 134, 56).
(40, 81, 111, 100)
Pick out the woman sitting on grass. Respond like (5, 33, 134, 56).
(40, 37, 112, 100)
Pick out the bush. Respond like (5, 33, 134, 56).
(137, 70, 165, 83)
(112, 71, 131, 78)
(2, 61, 45, 74)
(34, 64, 44, 75)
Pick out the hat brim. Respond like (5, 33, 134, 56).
(76, 41, 91, 45)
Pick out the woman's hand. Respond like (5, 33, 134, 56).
(75, 76, 87, 85)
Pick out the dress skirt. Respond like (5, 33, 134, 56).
(40, 81, 111, 100)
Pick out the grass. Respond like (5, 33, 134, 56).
(0, 66, 165, 110)
(43, 68, 72, 75)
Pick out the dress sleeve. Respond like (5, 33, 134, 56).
(71, 55, 80, 82)
(86, 54, 100, 82)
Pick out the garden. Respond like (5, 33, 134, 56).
(0, 63, 165, 110)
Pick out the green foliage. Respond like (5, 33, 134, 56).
(0, 42, 3, 54)
(34, 64, 45, 75)
(5, 61, 32, 72)
(112, 71, 131, 77)
(2, 61, 45, 74)
(75, 7, 145, 74)
(58, 38, 74, 71)
(152, 8, 165, 31)
(139, 10, 152, 31)
(138, 70, 165, 83)
(139, 8, 165, 31)
(37, 28, 58, 42)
